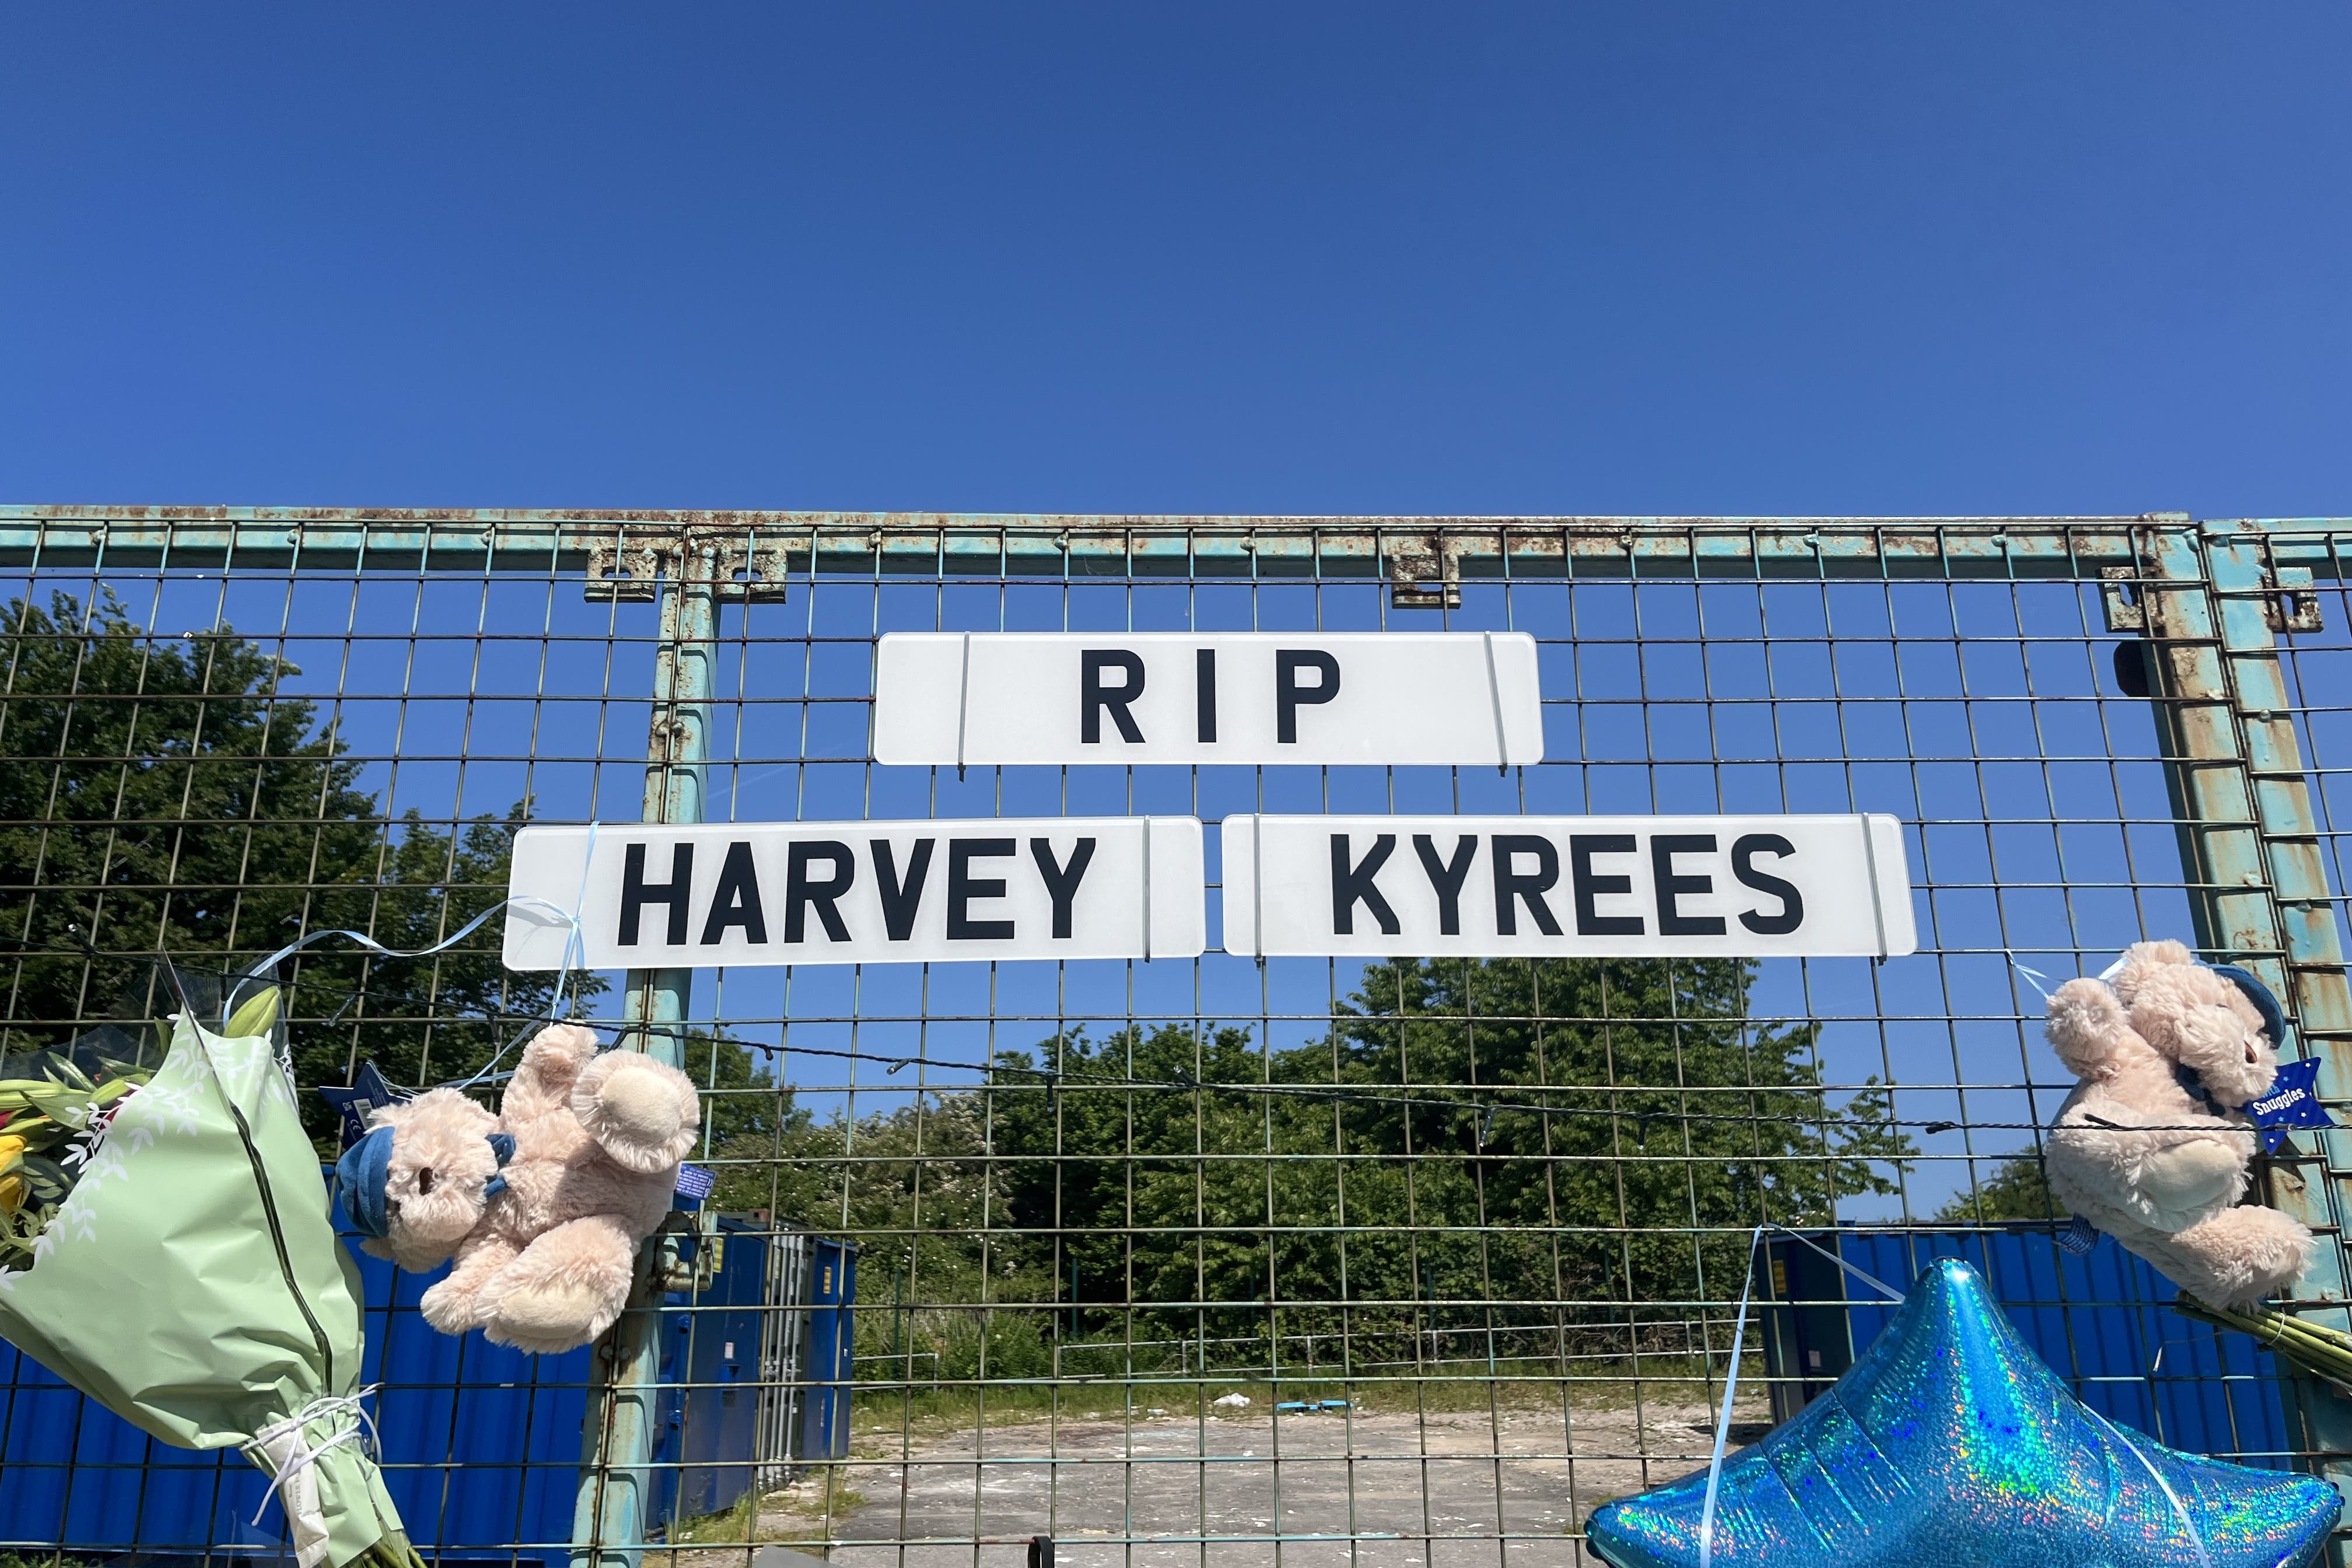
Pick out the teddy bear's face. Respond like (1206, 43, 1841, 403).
(375, 1087, 504, 1263)
(2127, 961, 2278, 1109)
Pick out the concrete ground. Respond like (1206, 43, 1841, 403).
(666, 1395, 1768, 1568)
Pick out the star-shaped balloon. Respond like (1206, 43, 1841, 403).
(1587, 1257, 2340, 1568)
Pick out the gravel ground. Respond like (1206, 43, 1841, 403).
(668, 1397, 1768, 1568)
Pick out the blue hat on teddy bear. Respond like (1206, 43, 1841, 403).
(2098, 951, 2290, 1048)
(2206, 962, 2291, 1049)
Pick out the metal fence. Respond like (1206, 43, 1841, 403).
(1, 509, 2349, 1568)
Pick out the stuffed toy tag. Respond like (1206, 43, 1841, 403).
(2245, 1057, 2336, 1152)
(318, 1061, 402, 1152)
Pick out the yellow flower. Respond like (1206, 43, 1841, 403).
(0, 1134, 23, 1168)
(0, 1175, 18, 1213)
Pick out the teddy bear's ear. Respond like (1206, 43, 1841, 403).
(2046, 978, 2139, 1079)
(2109, 939, 2199, 1007)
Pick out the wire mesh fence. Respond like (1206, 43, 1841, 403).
(0, 513, 2345, 1568)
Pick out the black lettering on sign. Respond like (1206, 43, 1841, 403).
(871, 838, 935, 942)
(948, 838, 1017, 940)
(1081, 650, 1146, 744)
(1494, 835, 1564, 936)
(1330, 834, 1401, 936)
(701, 841, 769, 944)
(1030, 837, 1097, 938)
(620, 842, 693, 947)
(1412, 834, 1478, 936)
(1275, 650, 1340, 744)
(1732, 834, 1804, 935)
(1651, 835, 1726, 936)
(785, 841, 856, 943)
(1568, 835, 1642, 936)
(1196, 648, 1217, 743)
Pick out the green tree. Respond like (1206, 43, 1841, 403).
(1324, 957, 1912, 1313)
(1933, 1151, 2062, 1223)
(979, 957, 1913, 1367)
(0, 589, 578, 1142)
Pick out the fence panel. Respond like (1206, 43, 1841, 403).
(0, 512, 2343, 1568)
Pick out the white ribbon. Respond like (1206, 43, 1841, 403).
(1698, 1227, 1905, 1568)
(242, 1388, 379, 1568)
(2091, 1406, 2214, 1568)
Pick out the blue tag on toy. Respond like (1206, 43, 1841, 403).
(2247, 1058, 2336, 1153)
(318, 1060, 402, 1152)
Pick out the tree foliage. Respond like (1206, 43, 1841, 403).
(832, 956, 1913, 1371)
(1933, 1151, 2062, 1223)
(0, 589, 578, 1142)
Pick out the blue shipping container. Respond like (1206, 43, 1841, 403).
(1760, 1224, 2295, 1466)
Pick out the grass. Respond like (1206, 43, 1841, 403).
(646, 1469, 871, 1564)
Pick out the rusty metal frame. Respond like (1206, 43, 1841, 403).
(9, 505, 2352, 1562)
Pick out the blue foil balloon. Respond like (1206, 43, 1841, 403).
(1587, 1257, 2340, 1568)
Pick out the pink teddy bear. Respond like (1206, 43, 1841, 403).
(358, 1023, 701, 1353)
(2043, 940, 2312, 1310)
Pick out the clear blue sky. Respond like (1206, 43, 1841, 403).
(2, 4, 2345, 518)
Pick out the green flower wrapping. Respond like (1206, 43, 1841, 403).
(0, 995, 416, 1568)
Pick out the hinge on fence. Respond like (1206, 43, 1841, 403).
(584, 534, 796, 603)
(1388, 532, 1462, 610)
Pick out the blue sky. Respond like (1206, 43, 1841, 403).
(4, 6, 2346, 1220)
(2, 4, 2346, 517)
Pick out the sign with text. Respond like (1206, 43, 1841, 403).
(873, 632, 1544, 767)
(504, 817, 1205, 969)
(1220, 814, 1915, 958)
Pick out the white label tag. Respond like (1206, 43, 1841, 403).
(505, 817, 1206, 968)
(1220, 814, 1915, 958)
(873, 632, 1544, 767)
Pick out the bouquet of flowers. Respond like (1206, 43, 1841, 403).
(0, 982, 420, 1568)
(0, 1021, 162, 1266)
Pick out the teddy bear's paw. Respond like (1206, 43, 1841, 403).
(2045, 979, 2137, 1080)
(519, 1023, 601, 1082)
(2135, 1138, 2248, 1220)
(485, 1281, 618, 1356)
(573, 1052, 701, 1174)
(2175, 1206, 2316, 1311)
(419, 1277, 490, 1336)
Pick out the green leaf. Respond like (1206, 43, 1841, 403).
(23, 1090, 89, 1129)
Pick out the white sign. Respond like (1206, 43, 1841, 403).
(504, 817, 1206, 969)
(873, 632, 1545, 767)
(1220, 814, 1915, 958)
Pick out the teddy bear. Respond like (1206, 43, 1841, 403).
(338, 1022, 701, 1353)
(2042, 939, 2313, 1310)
